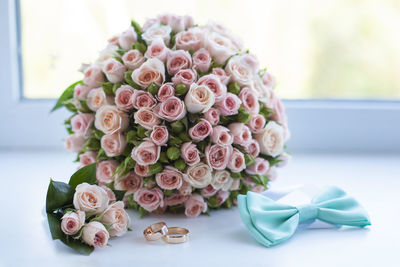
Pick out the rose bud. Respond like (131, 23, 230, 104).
(150, 125, 169, 146)
(184, 194, 207, 218)
(115, 85, 135, 111)
(73, 84, 92, 100)
(174, 159, 187, 171)
(246, 157, 270, 175)
(210, 125, 233, 146)
(61, 210, 85, 235)
(100, 132, 127, 157)
(65, 134, 85, 153)
(175, 84, 188, 96)
(193, 48, 211, 73)
(247, 114, 266, 133)
(227, 148, 246, 173)
(101, 201, 130, 237)
(189, 119, 213, 141)
(171, 69, 197, 89)
(102, 58, 127, 83)
(133, 187, 164, 212)
(211, 170, 233, 191)
(185, 83, 215, 113)
(180, 142, 200, 166)
(82, 221, 110, 248)
(154, 96, 186, 122)
(118, 26, 137, 50)
(204, 108, 220, 126)
(122, 49, 145, 70)
(167, 146, 180, 161)
(79, 151, 97, 166)
(96, 160, 119, 184)
(83, 65, 105, 88)
(212, 68, 230, 85)
(157, 83, 175, 101)
(215, 92, 241, 116)
(131, 140, 160, 166)
(155, 166, 185, 190)
(144, 37, 169, 62)
(198, 74, 227, 102)
(216, 190, 230, 205)
(201, 184, 217, 197)
(166, 49, 192, 75)
(228, 123, 252, 145)
(73, 183, 109, 214)
(205, 144, 233, 170)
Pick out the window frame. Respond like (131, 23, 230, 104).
(1, 0, 399, 151)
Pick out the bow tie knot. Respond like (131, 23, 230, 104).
(297, 204, 318, 223)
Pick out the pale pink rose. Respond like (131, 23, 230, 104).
(229, 178, 241, 191)
(95, 44, 119, 69)
(203, 108, 220, 126)
(242, 53, 259, 72)
(225, 55, 253, 86)
(115, 85, 134, 111)
(184, 194, 207, 218)
(79, 151, 97, 166)
(166, 50, 192, 75)
(65, 134, 85, 153)
(175, 27, 204, 51)
(142, 23, 172, 45)
(61, 210, 85, 235)
(134, 187, 164, 212)
(101, 132, 127, 157)
(246, 157, 270, 175)
(95, 105, 129, 134)
(198, 74, 227, 101)
(216, 190, 229, 205)
(201, 184, 217, 197)
(270, 97, 287, 125)
(155, 166, 184, 190)
(227, 148, 246, 173)
(252, 186, 265, 193)
(276, 152, 291, 168)
(189, 119, 213, 141)
(179, 181, 193, 195)
(215, 93, 241, 116)
(115, 171, 143, 194)
(171, 68, 197, 88)
(134, 107, 160, 130)
(244, 139, 260, 157)
(83, 65, 105, 88)
(210, 125, 233, 146)
(205, 144, 233, 170)
(132, 90, 157, 109)
(101, 201, 130, 237)
(211, 170, 233, 190)
(193, 48, 211, 73)
(74, 84, 91, 100)
(183, 15, 194, 29)
(71, 113, 94, 137)
(228, 123, 252, 145)
(164, 193, 189, 206)
(87, 88, 114, 112)
(247, 114, 266, 133)
(157, 83, 175, 101)
(97, 160, 119, 184)
(122, 50, 145, 70)
(144, 37, 169, 62)
(150, 125, 169, 146)
(73, 183, 109, 214)
(212, 68, 230, 85)
(154, 96, 186, 121)
(157, 14, 189, 33)
(82, 221, 109, 248)
(134, 164, 150, 177)
(205, 21, 243, 50)
(262, 71, 276, 89)
(266, 166, 278, 181)
(204, 31, 238, 64)
(118, 26, 137, 50)
(248, 76, 272, 99)
(108, 35, 119, 45)
(131, 58, 165, 88)
(239, 87, 260, 115)
(102, 58, 126, 84)
(184, 163, 212, 188)
(131, 140, 160, 166)
(100, 185, 116, 203)
(185, 83, 215, 113)
(180, 142, 200, 166)
(254, 121, 284, 157)
(142, 18, 158, 32)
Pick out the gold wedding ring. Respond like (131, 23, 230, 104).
(143, 222, 169, 241)
(162, 227, 189, 244)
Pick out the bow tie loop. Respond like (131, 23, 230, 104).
(296, 204, 318, 223)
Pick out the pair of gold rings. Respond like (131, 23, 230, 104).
(143, 222, 189, 244)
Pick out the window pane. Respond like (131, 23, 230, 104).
(20, 0, 400, 99)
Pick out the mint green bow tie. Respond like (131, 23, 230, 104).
(238, 186, 371, 247)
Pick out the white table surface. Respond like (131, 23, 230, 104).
(0, 149, 399, 267)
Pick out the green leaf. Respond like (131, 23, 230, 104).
(46, 180, 75, 212)
(47, 212, 65, 240)
(113, 190, 126, 201)
(68, 163, 97, 188)
(51, 80, 83, 112)
(139, 206, 148, 218)
(102, 82, 114, 95)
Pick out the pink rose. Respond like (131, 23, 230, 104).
(228, 123, 252, 145)
(74, 84, 92, 100)
(247, 114, 266, 133)
(115, 171, 143, 194)
(100, 185, 116, 203)
(244, 139, 260, 157)
(134, 107, 160, 130)
(150, 125, 169, 146)
(216, 190, 229, 205)
(144, 37, 169, 62)
(246, 157, 270, 175)
(211, 170, 233, 191)
(65, 134, 85, 153)
(262, 71, 276, 89)
(132, 90, 157, 109)
(87, 88, 113, 112)
(71, 113, 94, 137)
(178, 181, 193, 195)
(79, 151, 97, 166)
(154, 96, 186, 121)
(118, 26, 137, 50)
(132, 58, 165, 88)
(97, 160, 119, 184)
(83, 65, 105, 88)
(204, 32, 238, 64)
(270, 97, 287, 125)
(115, 85, 135, 111)
(212, 68, 230, 85)
(134, 164, 150, 177)
(164, 193, 189, 206)
(171, 69, 197, 88)
(166, 50, 192, 75)
(227, 148, 246, 173)
(95, 105, 129, 134)
(134, 187, 164, 212)
(193, 48, 211, 73)
(131, 140, 160, 166)
(205, 144, 232, 170)
(225, 55, 253, 87)
(61, 210, 85, 235)
(102, 58, 127, 84)
(184, 194, 207, 218)
(189, 119, 213, 141)
(142, 24, 172, 45)
(82, 221, 109, 248)
(239, 87, 260, 115)
(180, 142, 200, 166)
(142, 18, 158, 32)
(210, 126, 233, 146)
(108, 35, 119, 45)
(242, 53, 259, 72)
(203, 108, 220, 126)
(215, 93, 241, 116)
(157, 83, 175, 101)
(201, 184, 217, 197)
(175, 27, 204, 51)
(198, 74, 227, 101)
(122, 50, 145, 70)
(101, 132, 127, 157)
(155, 166, 184, 190)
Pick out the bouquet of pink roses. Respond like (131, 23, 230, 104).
(52, 13, 290, 222)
